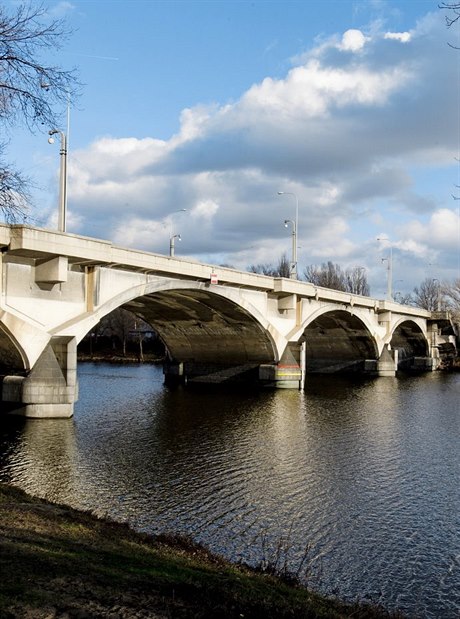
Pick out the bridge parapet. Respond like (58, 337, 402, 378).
(1, 224, 439, 318)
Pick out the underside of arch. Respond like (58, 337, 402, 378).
(0, 324, 26, 373)
(122, 288, 276, 383)
(303, 310, 378, 374)
(390, 320, 429, 370)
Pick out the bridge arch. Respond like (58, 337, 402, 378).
(124, 288, 277, 368)
(0, 323, 27, 373)
(389, 318, 429, 370)
(0, 313, 52, 372)
(298, 307, 379, 373)
(71, 280, 281, 374)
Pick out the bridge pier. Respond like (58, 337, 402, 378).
(370, 345, 437, 376)
(2, 337, 78, 418)
(163, 360, 186, 387)
(163, 351, 304, 390)
(375, 344, 396, 377)
(259, 343, 303, 389)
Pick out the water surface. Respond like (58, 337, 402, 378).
(0, 363, 459, 618)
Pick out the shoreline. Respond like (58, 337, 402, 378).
(0, 483, 402, 618)
(76, 353, 460, 372)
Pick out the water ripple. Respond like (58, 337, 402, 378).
(0, 365, 459, 618)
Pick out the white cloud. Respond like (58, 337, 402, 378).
(174, 105, 217, 144)
(300, 216, 355, 260)
(404, 208, 460, 250)
(66, 11, 458, 293)
(240, 59, 409, 121)
(112, 218, 168, 250)
(384, 31, 411, 42)
(191, 199, 219, 221)
(339, 29, 369, 51)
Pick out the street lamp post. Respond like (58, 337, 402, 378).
(169, 234, 181, 257)
(278, 191, 299, 279)
(48, 129, 67, 232)
(284, 219, 296, 277)
(377, 237, 393, 301)
(167, 209, 187, 256)
(433, 279, 442, 311)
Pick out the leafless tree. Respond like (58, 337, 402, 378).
(412, 278, 441, 311)
(0, 3, 78, 220)
(442, 278, 460, 320)
(0, 163, 30, 221)
(394, 292, 414, 305)
(304, 261, 346, 290)
(345, 266, 370, 296)
(248, 253, 291, 277)
(97, 308, 153, 360)
(303, 261, 370, 295)
(104, 308, 136, 356)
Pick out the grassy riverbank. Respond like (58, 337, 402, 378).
(0, 484, 404, 619)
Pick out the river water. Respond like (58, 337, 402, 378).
(0, 363, 459, 618)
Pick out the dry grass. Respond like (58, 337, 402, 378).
(0, 483, 403, 618)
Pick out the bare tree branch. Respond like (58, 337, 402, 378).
(413, 278, 441, 311)
(303, 261, 370, 295)
(439, 2, 460, 47)
(248, 253, 291, 277)
(0, 3, 79, 220)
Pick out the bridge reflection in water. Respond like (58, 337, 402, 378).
(0, 364, 459, 619)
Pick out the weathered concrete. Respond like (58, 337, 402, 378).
(0, 224, 454, 418)
(2, 337, 77, 417)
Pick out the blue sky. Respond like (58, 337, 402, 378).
(5, 0, 460, 298)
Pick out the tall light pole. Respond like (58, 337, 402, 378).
(169, 233, 181, 257)
(48, 129, 67, 232)
(278, 191, 299, 279)
(377, 237, 393, 301)
(284, 219, 296, 277)
(432, 278, 442, 312)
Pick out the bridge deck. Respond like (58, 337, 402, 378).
(1, 224, 432, 318)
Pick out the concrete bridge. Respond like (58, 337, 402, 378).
(0, 224, 455, 418)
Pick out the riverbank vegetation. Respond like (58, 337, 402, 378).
(0, 483, 403, 618)
(78, 308, 165, 363)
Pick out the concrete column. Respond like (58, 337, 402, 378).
(2, 336, 78, 418)
(163, 360, 185, 387)
(267, 343, 302, 389)
(376, 344, 396, 377)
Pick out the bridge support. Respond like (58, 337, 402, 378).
(259, 343, 303, 389)
(375, 344, 396, 377)
(163, 349, 303, 390)
(1, 337, 78, 418)
(370, 345, 436, 376)
(274, 343, 302, 389)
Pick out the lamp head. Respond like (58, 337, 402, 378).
(47, 136, 55, 144)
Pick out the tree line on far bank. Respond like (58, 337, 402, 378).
(248, 256, 370, 296)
